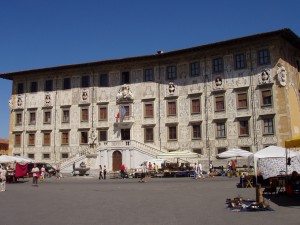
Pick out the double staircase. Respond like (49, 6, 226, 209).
(59, 140, 167, 170)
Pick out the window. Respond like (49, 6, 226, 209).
(258, 49, 270, 65)
(61, 132, 69, 145)
(29, 111, 36, 125)
(123, 105, 130, 118)
(190, 62, 200, 76)
(166, 66, 177, 80)
(191, 98, 201, 114)
(213, 57, 223, 73)
(81, 108, 89, 122)
(15, 113, 22, 125)
(121, 72, 130, 84)
(215, 95, 225, 111)
(167, 101, 177, 116)
(144, 69, 154, 82)
(261, 90, 272, 106)
(99, 106, 108, 121)
(44, 111, 51, 124)
(144, 128, 154, 142)
(235, 53, 246, 69)
(43, 153, 50, 159)
(241, 147, 251, 152)
(239, 120, 249, 136)
(61, 153, 69, 159)
(28, 133, 35, 146)
(217, 148, 226, 154)
(99, 74, 108, 87)
(45, 80, 53, 92)
(28, 153, 35, 159)
(192, 124, 201, 139)
(63, 78, 71, 90)
(144, 103, 154, 118)
(216, 122, 226, 138)
(30, 81, 38, 93)
(62, 109, 70, 123)
(193, 149, 202, 154)
(99, 130, 107, 141)
(237, 93, 248, 109)
(81, 75, 90, 88)
(80, 131, 89, 144)
(43, 132, 51, 146)
(15, 134, 21, 146)
(168, 126, 177, 140)
(263, 117, 274, 135)
(17, 83, 24, 94)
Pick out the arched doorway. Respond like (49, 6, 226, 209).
(112, 151, 122, 171)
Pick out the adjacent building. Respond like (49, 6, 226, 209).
(1, 28, 300, 171)
(0, 139, 9, 155)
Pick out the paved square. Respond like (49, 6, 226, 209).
(1, 176, 299, 225)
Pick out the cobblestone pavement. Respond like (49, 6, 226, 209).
(1, 176, 299, 225)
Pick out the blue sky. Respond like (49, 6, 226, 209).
(0, 0, 299, 139)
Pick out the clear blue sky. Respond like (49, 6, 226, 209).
(0, 0, 299, 139)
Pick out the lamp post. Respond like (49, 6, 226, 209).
(157, 50, 163, 152)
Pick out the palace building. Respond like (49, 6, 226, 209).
(1, 28, 300, 171)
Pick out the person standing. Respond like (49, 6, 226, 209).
(154, 163, 158, 176)
(0, 165, 7, 192)
(31, 164, 40, 186)
(194, 163, 198, 179)
(72, 162, 76, 176)
(197, 162, 204, 179)
(41, 165, 46, 180)
(209, 161, 214, 178)
(103, 165, 107, 179)
(99, 165, 104, 180)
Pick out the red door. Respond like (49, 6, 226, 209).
(112, 151, 122, 171)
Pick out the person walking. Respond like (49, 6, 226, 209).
(72, 162, 76, 176)
(31, 164, 40, 186)
(99, 165, 104, 180)
(197, 162, 204, 179)
(194, 163, 198, 179)
(0, 165, 7, 192)
(40, 165, 46, 181)
(103, 165, 107, 179)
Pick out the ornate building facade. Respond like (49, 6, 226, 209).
(1, 28, 300, 171)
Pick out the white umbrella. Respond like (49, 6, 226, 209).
(0, 155, 16, 163)
(14, 156, 34, 163)
(217, 148, 253, 159)
(157, 151, 199, 159)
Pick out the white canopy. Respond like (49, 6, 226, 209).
(157, 151, 199, 159)
(217, 148, 253, 159)
(248, 145, 297, 177)
(0, 155, 34, 164)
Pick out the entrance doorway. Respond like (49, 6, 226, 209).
(121, 129, 130, 140)
(112, 151, 122, 171)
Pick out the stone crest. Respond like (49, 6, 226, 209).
(116, 84, 134, 103)
(168, 82, 176, 94)
(258, 69, 272, 84)
(45, 93, 51, 106)
(16, 95, 24, 108)
(81, 88, 89, 102)
(212, 75, 224, 90)
(276, 63, 287, 87)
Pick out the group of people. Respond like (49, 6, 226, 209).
(98, 165, 107, 180)
(0, 165, 7, 192)
(227, 160, 237, 177)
